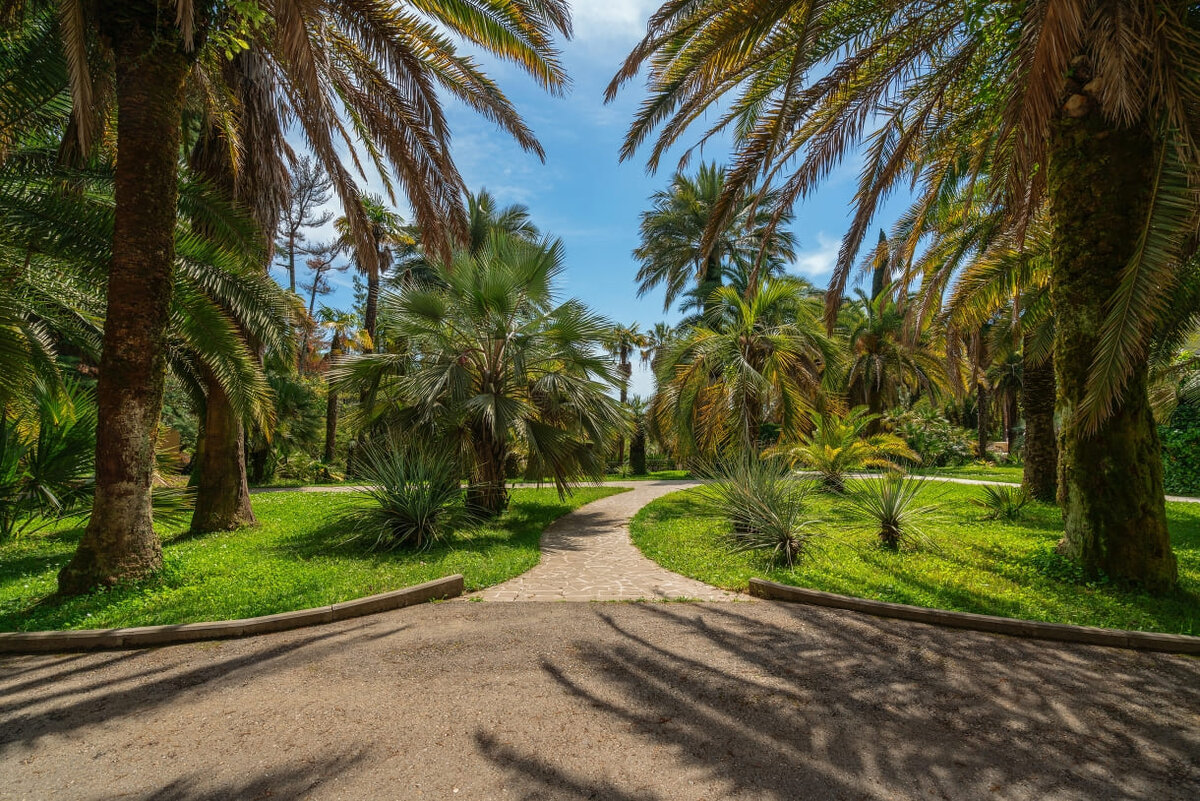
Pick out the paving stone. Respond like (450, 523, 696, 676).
(474, 481, 741, 603)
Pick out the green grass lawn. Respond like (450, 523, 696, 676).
(917, 463, 1024, 483)
(631, 483, 1200, 635)
(0, 486, 624, 632)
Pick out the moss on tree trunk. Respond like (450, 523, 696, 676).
(1047, 89, 1176, 591)
(1021, 340, 1057, 502)
(58, 22, 190, 594)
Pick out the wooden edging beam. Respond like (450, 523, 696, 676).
(0, 574, 465, 654)
(748, 578, 1200, 655)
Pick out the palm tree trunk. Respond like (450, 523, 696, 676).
(1022, 346, 1057, 502)
(1048, 96, 1176, 590)
(467, 429, 508, 516)
(1005, 390, 1019, 455)
(324, 332, 342, 464)
(975, 384, 990, 459)
(58, 27, 190, 594)
(699, 255, 722, 319)
(190, 368, 255, 532)
(364, 266, 380, 342)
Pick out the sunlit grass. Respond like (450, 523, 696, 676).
(631, 483, 1200, 635)
(0, 486, 624, 632)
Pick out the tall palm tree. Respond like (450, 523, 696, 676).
(317, 308, 370, 466)
(605, 322, 646, 464)
(610, 0, 1200, 589)
(840, 288, 947, 422)
(634, 163, 796, 317)
(16, 0, 572, 592)
(335, 233, 626, 516)
(655, 279, 834, 460)
(336, 195, 408, 347)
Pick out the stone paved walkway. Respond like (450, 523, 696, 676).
(475, 480, 741, 602)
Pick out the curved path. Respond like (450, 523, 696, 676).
(476, 480, 739, 602)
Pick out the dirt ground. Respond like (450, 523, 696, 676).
(2, 600, 1198, 800)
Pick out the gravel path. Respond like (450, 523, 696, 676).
(3, 601, 1198, 800)
(476, 481, 739, 602)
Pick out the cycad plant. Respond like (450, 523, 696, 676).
(772, 407, 917, 493)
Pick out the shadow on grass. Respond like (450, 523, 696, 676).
(272, 493, 584, 562)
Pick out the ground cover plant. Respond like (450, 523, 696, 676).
(630, 483, 1200, 635)
(0, 486, 623, 632)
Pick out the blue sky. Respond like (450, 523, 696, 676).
(282, 2, 911, 397)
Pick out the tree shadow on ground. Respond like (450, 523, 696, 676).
(476, 602, 1200, 800)
(74, 749, 373, 801)
(0, 626, 359, 744)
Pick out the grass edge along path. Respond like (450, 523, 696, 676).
(0, 486, 626, 632)
(630, 484, 1200, 636)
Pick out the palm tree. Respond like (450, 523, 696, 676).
(335, 234, 626, 516)
(840, 288, 947, 422)
(317, 308, 370, 466)
(634, 163, 796, 317)
(605, 323, 646, 465)
(11, 0, 574, 593)
(655, 279, 834, 460)
(770, 407, 917, 493)
(610, 0, 1199, 589)
(336, 195, 408, 347)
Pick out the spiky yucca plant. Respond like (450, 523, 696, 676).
(344, 442, 471, 552)
(701, 458, 823, 568)
(974, 484, 1032, 522)
(849, 474, 939, 552)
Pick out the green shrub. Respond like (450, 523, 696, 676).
(973, 484, 1031, 521)
(848, 474, 938, 551)
(1160, 402, 1200, 496)
(886, 405, 974, 467)
(0, 380, 96, 539)
(701, 459, 823, 568)
(343, 442, 472, 550)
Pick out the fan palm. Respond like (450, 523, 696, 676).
(655, 279, 834, 460)
(611, 0, 1200, 589)
(334, 233, 626, 516)
(634, 163, 796, 317)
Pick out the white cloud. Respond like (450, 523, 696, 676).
(571, 1, 657, 41)
(793, 232, 840, 278)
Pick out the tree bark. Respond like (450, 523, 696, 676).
(324, 332, 342, 464)
(1022, 343, 1057, 502)
(975, 384, 990, 459)
(1005, 389, 1019, 455)
(1048, 88, 1176, 590)
(466, 429, 508, 517)
(58, 23, 190, 594)
(190, 368, 255, 532)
